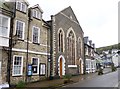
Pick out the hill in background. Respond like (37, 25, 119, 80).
(96, 43, 120, 54)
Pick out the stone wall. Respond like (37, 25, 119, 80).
(52, 7, 84, 76)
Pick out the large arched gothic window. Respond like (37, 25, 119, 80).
(67, 31, 75, 65)
(58, 30, 64, 52)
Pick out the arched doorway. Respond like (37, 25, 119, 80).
(60, 58, 62, 77)
(79, 58, 83, 74)
(58, 55, 65, 77)
(79, 60, 81, 74)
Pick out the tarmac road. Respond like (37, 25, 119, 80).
(63, 68, 119, 88)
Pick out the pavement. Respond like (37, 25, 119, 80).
(26, 67, 112, 88)
(103, 67, 112, 74)
(64, 68, 118, 87)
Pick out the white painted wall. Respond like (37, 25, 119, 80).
(112, 54, 118, 67)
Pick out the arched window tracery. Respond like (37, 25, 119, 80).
(67, 31, 75, 65)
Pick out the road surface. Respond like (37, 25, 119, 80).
(63, 68, 119, 88)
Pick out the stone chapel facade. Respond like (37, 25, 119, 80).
(49, 6, 84, 77)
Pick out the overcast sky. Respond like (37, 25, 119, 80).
(28, 0, 118, 48)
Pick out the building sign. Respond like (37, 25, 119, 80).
(39, 63, 46, 76)
(27, 64, 32, 76)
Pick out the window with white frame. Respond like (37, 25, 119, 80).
(16, 20, 25, 39)
(32, 26, 40, 43)
(33, 9, 41, 19)
(16, 1, 27, 13)
(13, 55, 23, 76)
(0, 15, 10, 37)
(86, 61, 88, 69)
(32, 57, 39, 74)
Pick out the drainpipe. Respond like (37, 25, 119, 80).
(25, 8, 31, 83)
(83, 43, 86, 74)
(7, 2, 16, 85)
(49, 15, 53, 77)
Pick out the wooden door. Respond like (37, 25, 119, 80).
(60, 58, 62, 77)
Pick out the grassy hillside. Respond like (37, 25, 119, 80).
(96, 43, 120, 54)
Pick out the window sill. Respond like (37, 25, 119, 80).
(32, 17, 41, 21)
(17, 38, 24, 41)
(32, 73, 39, 76)
(12, 75, 23, 77)
(33, 42, 40, 45)
(16, 9, 26, 14)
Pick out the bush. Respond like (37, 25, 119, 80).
(49, 76, 54, 80)
(63, 79, 73, 84)
(16, 80, 26, 88)
(63, 74, 73, 84)
(111, 64, 117, 72)
(63, 74, 72, 80)
(98, 68, 103, 75)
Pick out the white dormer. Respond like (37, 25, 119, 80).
(31, 4, 43, 20)
(16, 0, 29, 13)
(32, 9, 41, 19)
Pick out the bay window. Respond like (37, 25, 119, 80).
(0, 15, 10, 37)
(0, 14, 10, 47)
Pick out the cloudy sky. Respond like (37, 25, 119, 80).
(28, 0, 118, 48)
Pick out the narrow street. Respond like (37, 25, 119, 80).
(63, 68, 119, 88)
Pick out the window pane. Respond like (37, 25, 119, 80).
(17, 2, 21, 10)
(37, 11, 39, 19)
(22, 3, 26, 12)
(32, 58, 38, 74)
(0, 17, 8, 37)
(33, 27, 39, 43)
(32, 58, 38, 65)
(33, 10, 36, 17)
(13, 56, 22, 75)
(16, 21, 24, 39)
(14, 66, 21, 75)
